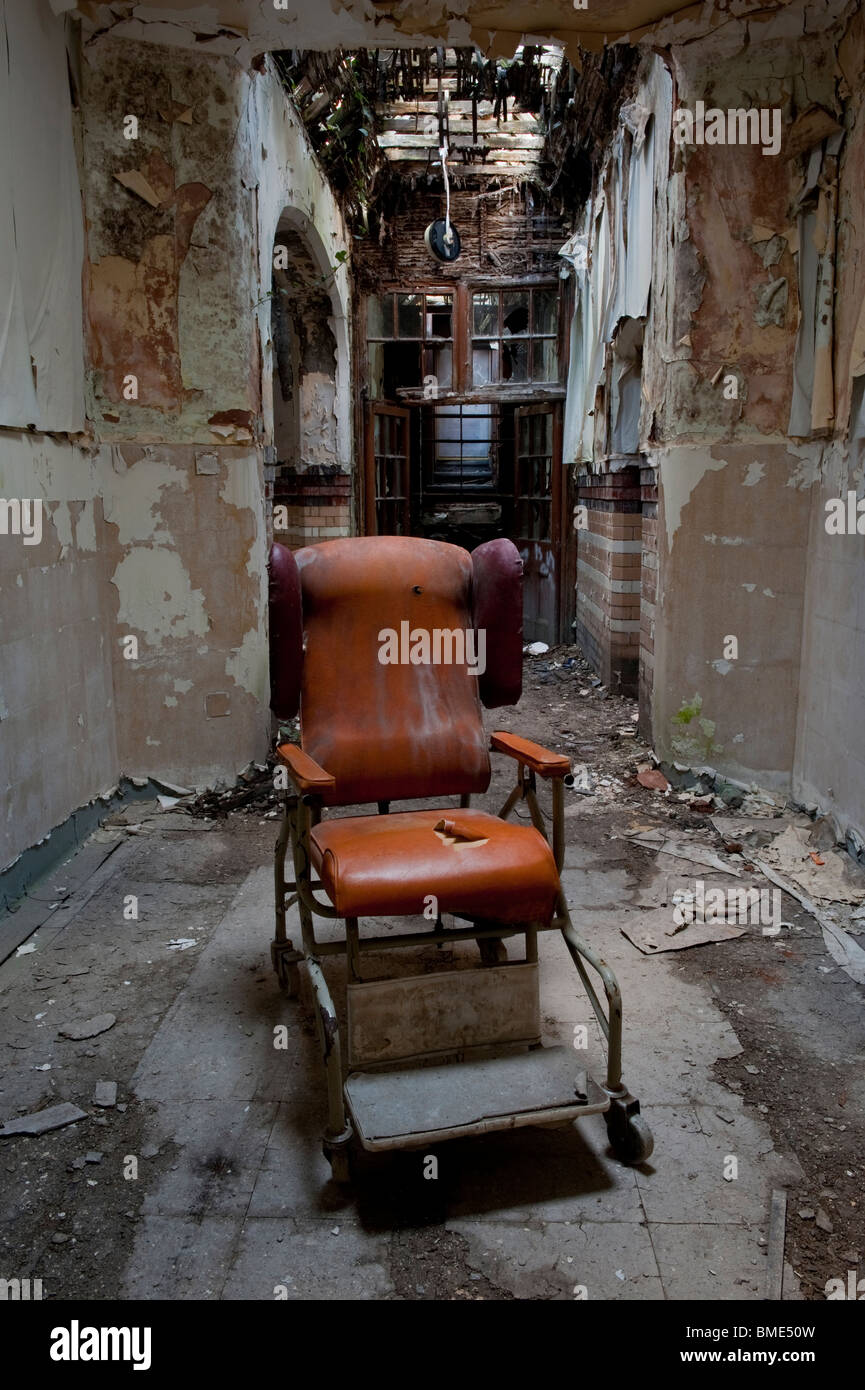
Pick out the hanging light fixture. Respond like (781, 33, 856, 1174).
(424, 80, 461, 262)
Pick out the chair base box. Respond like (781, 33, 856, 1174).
(347, 962, 540, 1068)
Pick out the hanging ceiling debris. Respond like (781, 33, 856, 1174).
(274, 43, 640, 236)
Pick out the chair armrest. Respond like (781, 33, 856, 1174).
(276, 743, 336, 796)
(490, 731, 571, 780)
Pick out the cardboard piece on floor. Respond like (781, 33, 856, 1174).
(760, 824, 865, 905)
(628, 868, 743, 910)
(627, 833, 742, 876)
(620, 907, 747, 954)
(710, 814, 796, 848)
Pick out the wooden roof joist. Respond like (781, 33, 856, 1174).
(382, 158, 545, 179)
(382, 114, 541, 134)
(379, 131, 544, 150)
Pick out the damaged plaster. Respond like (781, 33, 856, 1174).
(660, 448, 728, 551)
(111, 545, 209, 642)
(1, 20, 351, 864)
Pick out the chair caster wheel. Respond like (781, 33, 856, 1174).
(278, 962, 300, 997)
(272, 942, 301, 997)
(324, 1142, 352, 1185)
(606, 1109, 654, 1164)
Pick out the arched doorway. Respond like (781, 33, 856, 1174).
(267, 211, 351, 550)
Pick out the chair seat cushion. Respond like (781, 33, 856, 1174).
(310, 809, 559, 923)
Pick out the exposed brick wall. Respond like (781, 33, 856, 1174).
(639, 465, 658, 738)
(272, 464, 352, 550)
(574, 463, 642, 695)
(353, 188, 568, 289)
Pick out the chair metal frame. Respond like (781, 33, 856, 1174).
(271, 744, 650, 1181)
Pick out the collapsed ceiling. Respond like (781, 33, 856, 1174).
(276, 43, 640, 233)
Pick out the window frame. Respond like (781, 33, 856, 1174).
(363, 279, 563, 401)
(365, 287, 457, 399)
(469, 283, 561, 388)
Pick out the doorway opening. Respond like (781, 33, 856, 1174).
(269, 215, 349, 550)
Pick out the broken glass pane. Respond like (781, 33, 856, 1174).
(533, 289, 558, 336)
(426, 294, 453, 339)
(383, 341, 421, 393)
(502, 339, 528, 382)
(367, 294, 392, 339)
(503, 291, 530, 337)
(368, 341, 385, 399)
(473, 292, 498, 337)
(397, 294, 422, 338)
(472, 342, 497, 385)
(424, 344, 452, 389)
(533, 338, 558, 383)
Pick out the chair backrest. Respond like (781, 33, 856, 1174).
(268, 534, 523, 808)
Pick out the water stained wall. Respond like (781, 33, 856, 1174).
(0, 4, 351, 872)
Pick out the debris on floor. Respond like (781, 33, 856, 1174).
(760, 823, 865, 905)
(1, 1101, 88, 1137)
(1, 647, 860, 1303)
(58, 1012, 117, 1040)
(621, 908, 747, 954)
(624, 832, 743, 877)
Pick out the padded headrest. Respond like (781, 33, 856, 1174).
(268, 541, 303, 719)
(471, 537, 523, 708)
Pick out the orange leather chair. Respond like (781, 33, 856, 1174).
(268, 535, 652, 1180)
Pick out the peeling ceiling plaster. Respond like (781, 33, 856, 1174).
(73, 0, 817, 61)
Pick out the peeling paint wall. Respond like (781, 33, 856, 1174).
(1, 8, 352, 870)
(639, 5, 865, 840)
(82, 38, 260, 441)
(791, 5, 865, 842)
(77, 38, 350, 789)
(0, 436, 119, 873)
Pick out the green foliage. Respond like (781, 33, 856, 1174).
(670, 693, 723, 764)
(672, 694, 702, 726)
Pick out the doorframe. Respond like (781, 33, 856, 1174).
(364, 401, 411, 536)
(514, 400, 565, 645)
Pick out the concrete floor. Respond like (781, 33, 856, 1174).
(0, 790, 807, 1301)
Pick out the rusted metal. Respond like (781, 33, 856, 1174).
(273, 795, 291, 944)
(306, 956, 350, 1144)
(495, 755, 625, 1093)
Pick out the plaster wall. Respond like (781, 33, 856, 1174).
(792, 442, 865, 842)
(644, 14, 864, 833)
(1, 7, 352, 871)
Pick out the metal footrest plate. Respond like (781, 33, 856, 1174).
(345, 1045, 609, 1151)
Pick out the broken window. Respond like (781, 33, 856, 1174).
(367, 290, 453, 398)
(471, 286, 559, 386)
